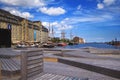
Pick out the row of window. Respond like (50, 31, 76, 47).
(0, 16, 19, 24)
(0, 13, 18, 21)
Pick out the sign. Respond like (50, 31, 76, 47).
(7, 24, 12, 30)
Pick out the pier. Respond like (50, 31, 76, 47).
(0, 48, 120, 80)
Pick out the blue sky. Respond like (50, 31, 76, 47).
(0, 0, 120, 42)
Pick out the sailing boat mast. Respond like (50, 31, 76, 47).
(61, 25, 65, 39)
(51, 25, 54, 38)
(48, 22, 51, 40)
(70, 30, 73, 40)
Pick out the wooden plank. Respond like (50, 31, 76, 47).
(27, 69, 43, 78)
(32, 73, 83, 80)
(27, 63, 43, 69)
(58, 58, 120, 79)
(28, 56, 42, 61)
(4, 59, 20, 71)
(27, 66, 43, 74)
(27, 50, 43, 57)
(21, 50, 43, 80)
(43, 57, 58, 62)
(0, 62, 2, 80)
(21, 52, 27, 80)
(27, 52, 43, 57)
(0, 58, 20, 71)
(27, 59, 43, 66)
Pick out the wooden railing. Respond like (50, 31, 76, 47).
(21, 50, 43, 80)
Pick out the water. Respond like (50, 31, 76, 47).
(64, 43, 120, 49)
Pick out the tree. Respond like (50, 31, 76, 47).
(51, 37, 60, 43)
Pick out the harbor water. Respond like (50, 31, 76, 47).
(63, 43, 120, 49)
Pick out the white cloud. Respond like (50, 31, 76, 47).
(42, 22, 49, 28)
(39, 7, 66, 16)
(11, 10, 34, 18)
(0, 0, 45, 7)
(61, 14, 112, 25)
(42, 21, 73, 37)
(60, 25, 72, 30)
(97, 3, 104, 9)
(3, 7, 34, 18)
(77, 5, 81, 10)
(97, 0, 116, 9)
(42, 21, 72, 31)
(103, 0, 116, 6)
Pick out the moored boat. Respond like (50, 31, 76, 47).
(57, 43, 67, 46)
(42, 43, 55, 48)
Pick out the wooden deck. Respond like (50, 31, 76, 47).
(30, 73, 87, 80)
(0, 48, 88, 80)
(0, 58, 20, 72)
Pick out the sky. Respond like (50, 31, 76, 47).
(0, 0, 120, 42)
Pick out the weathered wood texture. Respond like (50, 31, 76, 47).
(0, 62, 2, 80)
(58, 58, 120, 79)
(0, 58, 20, 72)
(21, 50, 43, 80)
(32, 73, 88, 80)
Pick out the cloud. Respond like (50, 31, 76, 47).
(0, 0, 45, 7)
(3, 7, 34, 18)
(103, 0, 116, 6)
(11, 10, 34, 18)
(42, 21, 73, 36)
(42, 0, 62, 5)
(61, 14, 113, 25)
(97, 3, 104, 9)
(61, 17, 101, 24)
(97, 0, 116, 9)
(39, 7, 66, 16)
(42, 21, 72, 30)
(77, 5, 82, 10)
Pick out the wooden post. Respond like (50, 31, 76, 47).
(21, 50, 43, 80)
(21, 51, 27, 80)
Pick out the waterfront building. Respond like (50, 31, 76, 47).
(0, 9, 48, 47)
(33, 21, 42, 43)
(73, 36, 85, 43)
(0, 9, 21, 44)
(79, 37, 85, 43)
(41, 26, 49, 43)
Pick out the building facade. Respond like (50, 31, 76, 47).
(41, 26, 49, 43)
(0, 9, 21, 44)
(0, 9, 48, 46)
(79, 38, 85, 43)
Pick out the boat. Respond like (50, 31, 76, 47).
(57, 43, 67, 46)
(68, 42, 74, 45)
(42, 43, 55, 48)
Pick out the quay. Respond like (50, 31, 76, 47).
(0, 47, 120, 80)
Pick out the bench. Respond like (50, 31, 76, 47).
(0, 58, 20, 72)
(0, 55, 20, 78)
(21, 49, 87, 80)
